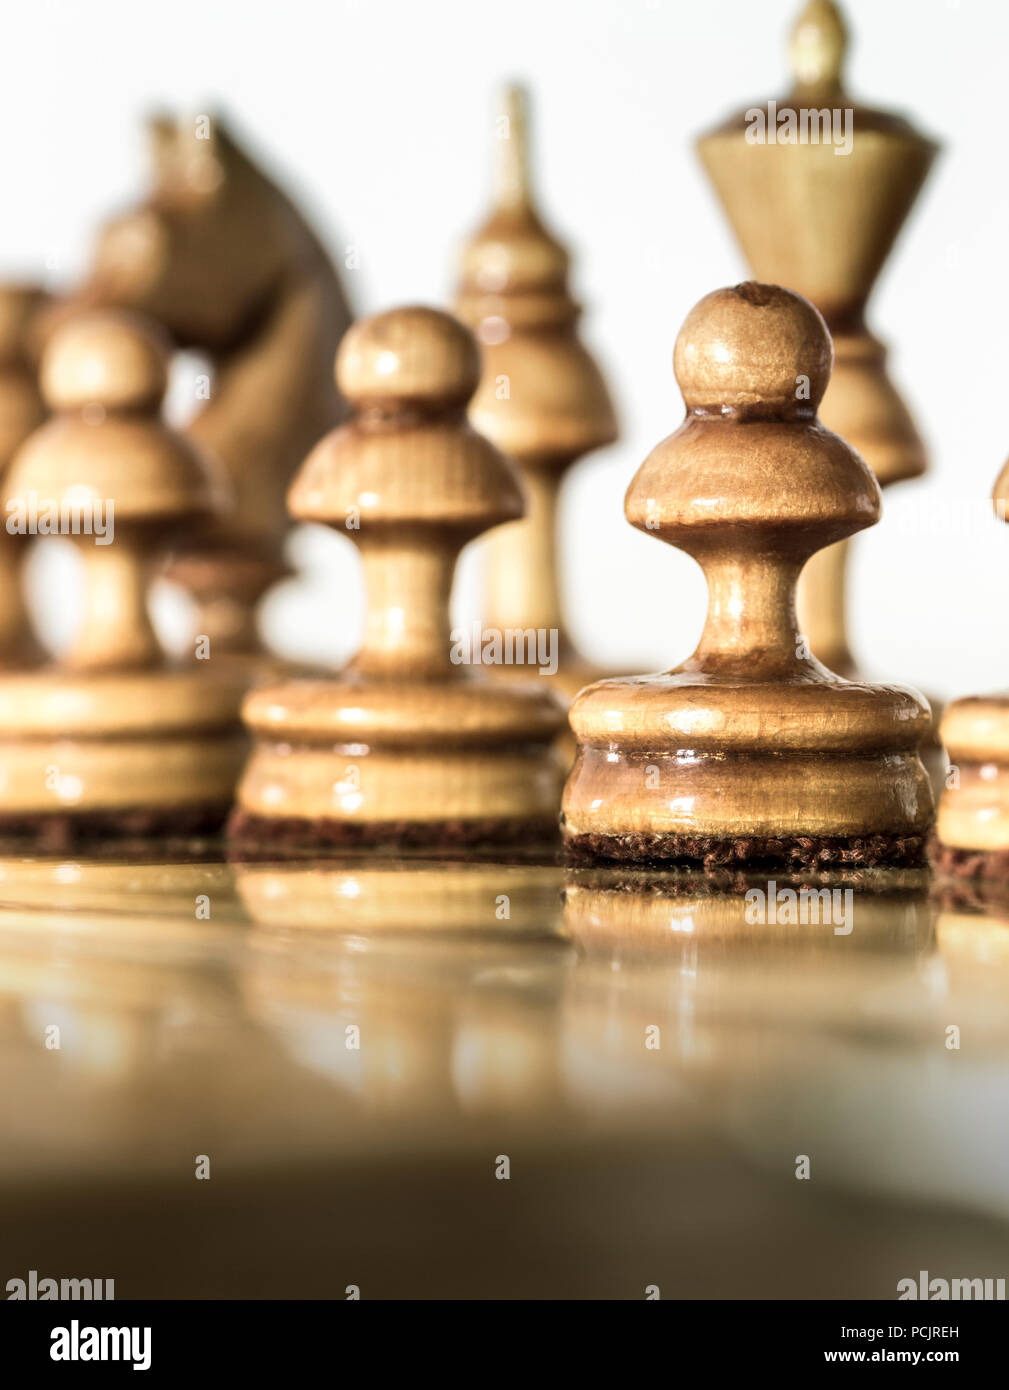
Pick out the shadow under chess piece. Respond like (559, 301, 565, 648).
(934, 467, 1009, 883)
(47, 115, 353, 659)
(697, 0, 938, 687)
(0, 285, 48, 665)
(455, 85, 618, 701)
(0, 311, 247, 848)
(230, 306, 566, 850)
(562, 282, 934, 869)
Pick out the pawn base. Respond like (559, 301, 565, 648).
(235, 673, 567, 848)
(565, 830, 926, 871)
(0, 802, 232, 854)
(935, 694, 1009, 873)
(0, 665, 247, 840)
(229, 809, 559, 855)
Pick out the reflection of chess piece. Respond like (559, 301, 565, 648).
(933, 892, 1009, 1002)
(0, 312, 246, 847)
(47, 116, 353, 658)
(0, 854, 241, 932)
(235, 857, 569, 1115)
(234, 858, 564, 935)
(231, 306, 566, 850)
(455, 85, 618, 700)
(697, 0, 938, 683)
(560, 863, 933, 1122)
(0, 284, 47, 665)
(562, 283, 933, 868)
(564, 865, 932, 963)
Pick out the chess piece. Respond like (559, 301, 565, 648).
(47, 115, 353, 658)
(0, 284, 47, 664)
(562, 283, 934, 868)
(455, 85, 617, 699)
(0, 311, 247, 847)
(934, 466, 1009, 882)
(697, 0, 938, 679)
(230, 306, 566, 849)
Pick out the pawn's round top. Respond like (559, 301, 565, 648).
(674, 282, 832, 417)
(9, 308, 218, 526)
(336, 306, 480, 413)
(40, 311, 169, 414)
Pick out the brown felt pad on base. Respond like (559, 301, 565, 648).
(564, 831, 927, 872)
(0, 804, 232, 855)
(930, 837, 1009, 885)
(227, 811, 560, 858)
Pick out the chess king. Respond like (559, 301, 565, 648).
(562, 282, 934, 869)
(697, 0, 938, 681)
(0, 311, 246, 847)
(48, 115, 353, 658)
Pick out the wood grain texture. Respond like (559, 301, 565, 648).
(562, 282, 933, 863)
(0, 311, 245, 822)
(234, 306, 566, 844)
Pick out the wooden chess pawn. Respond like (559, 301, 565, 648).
(562, 283, 934, 869)
(0, 311, 247, 846)
(697, 0, 938, 680)
(230, 306, 566, 849)
(0, 284, 47, 665)
(934, 466, 1009, 883)
(454, 85, 617, 700)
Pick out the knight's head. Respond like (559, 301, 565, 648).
(80, 115, 294, 350)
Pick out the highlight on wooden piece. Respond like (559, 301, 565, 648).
(45, 114, 354, 659)
(696, 0, 938, 678)
(230, 305, 567, 851)
(934, 464, 1009, 883)
(0, 284, 48, 665)
(0, 309, 247, 847)
(455, 84, 618, 700)
(562, 282, 934, 870)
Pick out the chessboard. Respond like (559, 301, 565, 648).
(1, 846, 1008, 1298)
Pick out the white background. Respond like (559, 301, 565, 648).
(2, 0, 998, 700)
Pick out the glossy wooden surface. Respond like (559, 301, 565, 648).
(0, 846, 1007, 1297)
